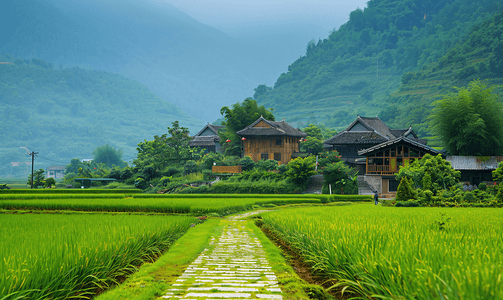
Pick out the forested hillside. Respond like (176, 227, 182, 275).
(254, 0, 503, 130)
(0, 55, 200, 177)
(382, 10, 503, 143)
(0, 0, 277, 121)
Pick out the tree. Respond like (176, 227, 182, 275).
(27, 169, 45, 188)
(321, 161, 358, 195)
(493, 162, 503, 183)
(166, 121, 192, 163)
(285, 156, 316, 187)
(92, 144, 126, 168)
(396, 154, 460, 194)
(219, 99, 275, 156)
(430, 80, 503, 155)
(44, 177, 56, 188)
(396, 177, 417, 201)
(253, 84, 272, 99)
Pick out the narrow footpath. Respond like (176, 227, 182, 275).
(162, 212, 283, 299)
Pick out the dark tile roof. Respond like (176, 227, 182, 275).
(358, 117, 395, 139)
(357, 136, 440, 156)
(324, 116, 428, 146)
(390, 129, 408, 137)
(188, 136, 221, 147)
(193, 123, 225, 137)
(324, 131, 388, 145)
(237, 116, 307, 137)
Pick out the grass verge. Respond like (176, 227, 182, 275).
(246, 215, 334, 300)
(95, 218, 221, 300)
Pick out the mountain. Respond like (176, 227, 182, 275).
(0, 55, 200, 177)
(0, 0, 277, 121)
(253, 0, 503, 131)
(381, 10, 503, 145)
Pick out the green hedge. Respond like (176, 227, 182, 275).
(0, 189, 143, 194)
(0, 194, 126, 200)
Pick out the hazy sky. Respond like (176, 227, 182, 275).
(164, 0, 368, 36)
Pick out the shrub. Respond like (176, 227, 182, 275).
(321, 161, 358, 195)
(478, 182, 487, 191)
(396, 177, 416, 201)
(463, 191, 477, 203)
(395, 200, 421, 207)
(285, 156, 316, 188)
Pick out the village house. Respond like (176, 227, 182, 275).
(323, 116, 427, 174)
(236, 116, 307, 165)
(46, 165, 66, 179)
(357, 136, 441, 197)
(324, 116, 438, 197)
(446, 156, 503, 186)
(188, 123, 225, 153)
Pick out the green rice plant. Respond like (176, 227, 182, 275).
(0, 214, 194, 299)
(0, 196, 321, 215)
(0, 194, 126, 200)
(0, 189, 143, 194)
(260, 205, 503, 299)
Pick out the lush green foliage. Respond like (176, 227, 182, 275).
(396, 154, 460, 192)
(0, 214, 194, 299)
(255, 0, 503, 131)
(284, 156, 316, 188)
(430, 80, 503, 155)
(395, 177, 416, 201)
(320, 161, 358, 195)
(493, 162, 503, 183)
(92, 144, 127, 168)
(26, 169, 45, 188)
(260, 205, 503, 299)
(219, 99, 275, 156)
(383, 9, 503, 141)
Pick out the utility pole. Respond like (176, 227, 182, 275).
(21, 147, 37, 189)
(29, 151, 37, 189)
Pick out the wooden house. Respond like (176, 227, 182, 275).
(357, 136, 441, 197)
(323, 116, 426, 174)
(236, 116, 307, 165)
(188, 123, 225, 153)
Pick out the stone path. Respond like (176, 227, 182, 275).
(162, 212, 282, 299)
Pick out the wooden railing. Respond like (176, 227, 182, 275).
(367, 165, 395, 174)
(212, 165, 242, 174)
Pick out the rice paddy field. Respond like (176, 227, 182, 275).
(0, 193, 366, 214)
(259, 204, 503, 299)
(0, 214, 195, 299)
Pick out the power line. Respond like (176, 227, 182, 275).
(36, 156, 69, 164)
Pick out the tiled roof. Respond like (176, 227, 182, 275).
(324, 116, 427, 146)
(193, 123, 225, 137)
(446, 156, 502, 170)
(237, 116, 307, 137)
(357, 136, 440, 156)
(188, 136, 220, 147)
(324, 131, 388, 145)
(47, 165, 66, 170)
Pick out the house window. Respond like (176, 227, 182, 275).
(274, 153, 281, 161)
(276, 139, 282, 145)
(261, 153, 269, 160)
(389, 180, 399, 192)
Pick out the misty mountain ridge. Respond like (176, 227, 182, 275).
(0, 0, 281, 121)
(254, 0, 503, 135)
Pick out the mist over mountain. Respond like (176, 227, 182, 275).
(0, 54, 201, 177)
(0, 0, 278, 121)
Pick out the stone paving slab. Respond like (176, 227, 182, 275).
(162, 213, 282, 299)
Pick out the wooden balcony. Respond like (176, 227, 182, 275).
(367, 165, 396, 175)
